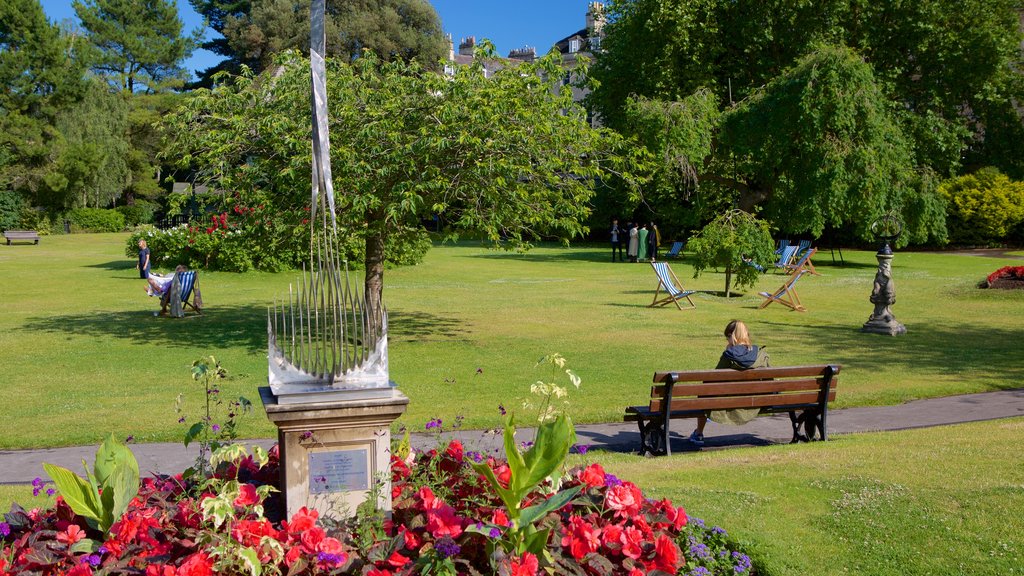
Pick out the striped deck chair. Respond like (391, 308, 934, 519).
(774, 239, 790, 255)
(772, 245, 799, 272)
(160, 270, 203, 317)
(786, 245, 820, 275)
(649, 261, 696, 310)
(759, 252, 816, 312)
(664, 241, 684, 258)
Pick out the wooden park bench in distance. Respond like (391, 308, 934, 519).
(624, 364, 840, 456)
(4, 230, 40, 245)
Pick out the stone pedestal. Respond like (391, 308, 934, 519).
(259, 386, 408, 520)
(861, 252, 906, 336)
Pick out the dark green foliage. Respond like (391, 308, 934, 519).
(73, 0, 198, 93)
(115, 200, 159, 227)
(68, 207, 126, 232)
(0, 191, 27, 230)
(687, 209, 775, 297)
(939, 168, 1024, 246)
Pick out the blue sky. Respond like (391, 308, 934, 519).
(39, 0, 596, 80)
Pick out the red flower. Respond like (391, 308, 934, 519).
(605, 482, 643, 519)
(300, 526, 325, 553)
(318, 536, 344, 555)
(286, 506, 318, 534)
(234, 483, 259, 507)
(67, 564, 93, 576)
(56, 524, 85, 544)
(176, 552, 213, 576)
(491, 508, 510, 527)
(509, 552, 539, 576)
(400, 526, 421, 550)
(231, 518, 279, 550)
(205, 227, 214, 234)
(621, 526, 644, 559)
(425, 504, 464, 538)
(600, 522, 624, 555)
(445, 440, 463, 462)
(145, 565, 176, 576)
(285, 546, 302, 566)
(579, 463, 606, 489)
(560, 515, 600, 560)
(386, 550, 410, 568)
(651, 533, 681, 573)
(416, 486, 441, 510)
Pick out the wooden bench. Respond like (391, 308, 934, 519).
(4, 230, 40, 245)
(624, 364, 840, 455)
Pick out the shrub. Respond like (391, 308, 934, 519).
(67, 208, 126, 233)
(939, 167, 1024, 246)
(688, 209, 776, 297)
(0, 191, 26, 231)
(115, 201, 158, 227)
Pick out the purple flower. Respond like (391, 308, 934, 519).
(466, 450, 484, 463)
(46, 488, 56, 496)
(32, 486, 42, 497)
(434, 537, 461, 559)
(316, 552, 346, 565)
(570, 444, 590, 455)
(604, 474, 623, 487)
(498, 404, 506, 416)
(712, 526, 728, 536)
(488, 527, 501, 538)
(31, 477, 43, 488)
(211, 424, 221, 432)
(425, 418, 442, 430)
(83, 555, 101, 567)
(0, 521, 10, 537)
(98, 546, 108, 555)
(178, 417, 186, 424)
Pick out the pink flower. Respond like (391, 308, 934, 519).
(600, 522, 624, 555)
(621, 526, 644, 559)
(56, 524, 86, 545)
(605, 482, 643, 519)
(300, 526, 325, 553)
(416, 486, 441, 510)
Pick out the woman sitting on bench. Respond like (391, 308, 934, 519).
(689, 320, 769, 446)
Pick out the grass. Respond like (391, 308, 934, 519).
(1, 233, 1023, 448)
(584, 418, 1024, 576)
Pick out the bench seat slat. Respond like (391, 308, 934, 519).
(652, 378, 837, 397)
(653, 365, 839, 383)
(653, 390, 836, 412)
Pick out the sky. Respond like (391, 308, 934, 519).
(39, 0, 596, 81)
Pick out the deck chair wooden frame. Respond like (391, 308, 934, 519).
(786, 246, 820, 275)
(773, 245, 799, 272)
(759, 263, 812, 312)
(160, 270, 203, 317)
(665, 241, 684, 258)
(650, 261, 696, 310)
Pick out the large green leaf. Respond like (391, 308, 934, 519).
(93, 433, 139, 486)
(469, 460, 518, 515)
(519, 414, 576, 492)
(108, 463, 140, 530)
(519, 485, 582, 527)
(43, 463, 101, 523)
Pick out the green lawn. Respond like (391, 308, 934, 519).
(586, 418, 1024, 576)
(1, 233, 1022, 448)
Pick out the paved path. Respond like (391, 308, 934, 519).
(2, 389, 1022, 484)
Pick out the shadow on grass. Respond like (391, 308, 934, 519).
(85, 260, 136, 272)
(757, 320, 1024, 388)
(21, 306, 468, 352)
(466, 248, 613, 264)
(576, 426, 776, 455)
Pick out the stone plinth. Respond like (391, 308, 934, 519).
(861, 252, 906, 336)
(259, 386, 408, 520)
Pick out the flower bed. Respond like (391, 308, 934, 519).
(983, 266, 1024, 289)
(1, 442, 754, 576)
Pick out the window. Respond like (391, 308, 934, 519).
(569, 38, 581, 53)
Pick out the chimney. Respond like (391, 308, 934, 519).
(458, 36, 476, 57)
(586, 2, 606, 36)
(508, 46, 536, 62)
(446, 33, 454, 61)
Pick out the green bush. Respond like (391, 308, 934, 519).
(939, 167, 1024, 246)
(68, 208, 126, 233)
(688, 209, 776, 297)
(115, 201, 158, 227)
(0, 191, 26, 231)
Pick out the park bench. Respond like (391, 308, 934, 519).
(4, 230, 40, 245)
(624, 364, 841, 456)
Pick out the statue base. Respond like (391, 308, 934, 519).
(259, 386, 408, 520)
(861, 317, 906, 336)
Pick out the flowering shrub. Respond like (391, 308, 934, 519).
(984, 266, 1024, 288)
(1, 439, 755, 576)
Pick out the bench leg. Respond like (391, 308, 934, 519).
(636, 418, 666, 456)
(788, 411, 810, 443)
(789, 409, 825, 442)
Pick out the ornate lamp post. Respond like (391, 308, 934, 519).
(861, 214, 907, 335)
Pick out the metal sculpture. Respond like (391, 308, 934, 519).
(267, 0, 389, 396)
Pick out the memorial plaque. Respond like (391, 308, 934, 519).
(308, 448, 369, 494)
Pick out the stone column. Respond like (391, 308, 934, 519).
(861, 252, 906, 335)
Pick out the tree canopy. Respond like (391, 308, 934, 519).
(162, 48, 642, 314)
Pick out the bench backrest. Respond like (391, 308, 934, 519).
(649, 365, 840, 413)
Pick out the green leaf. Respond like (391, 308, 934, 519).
(238, 546, 262, 576)
(519, 484, 582, 527)
(43, 463, 102, 523)
(70, 538, 100, 554)
(94, 433, 139, 486)
(108, 463, 140, 531)
(520, 526, 552, 556)
(184, 422, 205, 448)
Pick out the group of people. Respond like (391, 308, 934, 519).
(610, 219, 661, 263)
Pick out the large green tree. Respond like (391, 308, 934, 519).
(73, 0, 198, 93)
(162, 48, 642, 314)
(190, 0, 449, 84)
(590, 0, 1024, 179)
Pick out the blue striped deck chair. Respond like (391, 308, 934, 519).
(664, 241, 684, 258)
(774, 239, 790, 255)
(772, 245, 799, 272)
(649, 261, 696, 310)
(786, 244, 819, 275)
(759, 251, 816, 312)
(160, 270, 203, 317)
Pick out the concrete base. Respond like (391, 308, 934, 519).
(861, 318, 907, 335)
(259, 386, 408, 520)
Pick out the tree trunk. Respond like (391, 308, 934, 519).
(725, 264, 733, 298)
(364, 226, 386, 334)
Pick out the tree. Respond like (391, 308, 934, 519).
(162, 48, 642, 316)
(590, 0, 1024, 188)
(191, 0, 449, 84)
(687, 209, 775, 298)
(73, 0, 199, 93)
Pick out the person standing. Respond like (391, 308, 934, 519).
(649, 221, 661, 261)
(637, 224, 649, 262)
(627, 223, 639, 262)
(137, 239, 151, 279)
(610, 219, 624, 262)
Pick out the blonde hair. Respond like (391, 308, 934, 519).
(724, 320, 751, 347)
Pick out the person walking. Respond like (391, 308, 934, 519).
(610, 219, 624, 262)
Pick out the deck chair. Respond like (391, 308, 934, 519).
(649, 261, 696, 310)
(664, 241, 684, 258)
(759, 250, 816, 312)
(774, 239, 790, 255)
(160, 270, 202, 317)
(786, 245, 820, 275)
(772, 245, 799, 272)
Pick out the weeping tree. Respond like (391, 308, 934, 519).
(687, 209, 775, 298)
